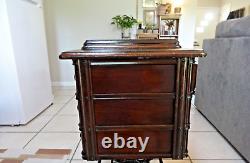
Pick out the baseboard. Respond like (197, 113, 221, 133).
(52, 82, 75, 87)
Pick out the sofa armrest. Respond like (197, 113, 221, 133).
(216, 15, 250, 38)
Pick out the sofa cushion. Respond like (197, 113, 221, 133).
(216, 15, 250, 38)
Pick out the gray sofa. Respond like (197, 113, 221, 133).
(195, 16, 250, 162)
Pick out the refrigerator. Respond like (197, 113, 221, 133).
(0, 0, 53, 125)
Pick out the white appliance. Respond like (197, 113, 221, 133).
(0, 0, 53, 125)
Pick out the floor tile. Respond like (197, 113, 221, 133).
(155, 159, 191, 163)
(53, 89, 76, 96)
(41, 103, 64, 116)
(73, 145, 191, 162)
(0, 133, 35, 148)
(192, 160, 246, 163)
(41, 115, 79, 133)
(24, 158, 68, 163)
(190, 105, 199, 115)
(72, 141, 83, 160)
(52, 86, 75, 91)
(188, 132, 242, 160)
(53, 96, 73, 104)
(0, 116, 52, 132)
(24, 133, 80, 159)
(58, 99, 78, 116)
(190, 112, 216, 132)
(69, 161, 94, 163)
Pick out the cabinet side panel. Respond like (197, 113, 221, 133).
(78, 60, 95, 160)
(175, 58, 188, 159)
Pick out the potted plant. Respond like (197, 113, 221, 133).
(165, 20, 175, 35)
(111, 15, 138, 39)
(145, 23, 154, 33)
(156, 1, 172, 15)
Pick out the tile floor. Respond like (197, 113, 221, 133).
(0, 87, 246, 163)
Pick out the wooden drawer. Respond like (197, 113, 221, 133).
(94, 99, 175, 126)
(91, 63, 176, 94)
(96, 130, 173, 155)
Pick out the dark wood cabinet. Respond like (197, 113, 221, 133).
(91, 63, 176, 94)
(59, 39, 205, 161)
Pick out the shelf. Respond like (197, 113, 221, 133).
(160, 35, 178, 37)
(159, 14, 181, 19)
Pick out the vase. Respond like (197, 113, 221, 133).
(147, 29, 153, 34)
(168, 27, 175, 35)
(121, 29, 131, 39)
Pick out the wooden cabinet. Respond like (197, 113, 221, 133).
(59, 39, 205, 161)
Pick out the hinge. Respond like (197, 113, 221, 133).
(185, 123, 190, 130)
(179, 95, 184, 100)
(178, 127, 183, 131)
(187, 95, 192, 99)
(183, 152, 189, 157)
(181, 58, 187, 62)
(189, 59, 195, 64)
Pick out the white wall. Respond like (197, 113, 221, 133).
(178, 0, 198, 48)
(44, 0, 137, 86)
(197, 0, 221, 7)
(195, 7, 220, 48)
(221, 0, 250, 11)
(193, 0, 221, 48)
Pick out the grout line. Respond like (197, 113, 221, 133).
(22, 96, 75, 149)
(188, 155, 193, 163)
(69, 139, 81, 162)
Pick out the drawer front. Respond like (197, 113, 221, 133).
(96, 130, 173, 154)
(94, 99, 175, 126)
(91, 64, 176, 94)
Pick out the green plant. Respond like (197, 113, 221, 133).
(165, 20, 174, 28)
(111, 15, 138, 30)
(145, 23, 158, 30)
(145, 23, 153, 30)
(156, 0, 164, 5)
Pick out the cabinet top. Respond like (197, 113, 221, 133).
(59, 40, 206, 60)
